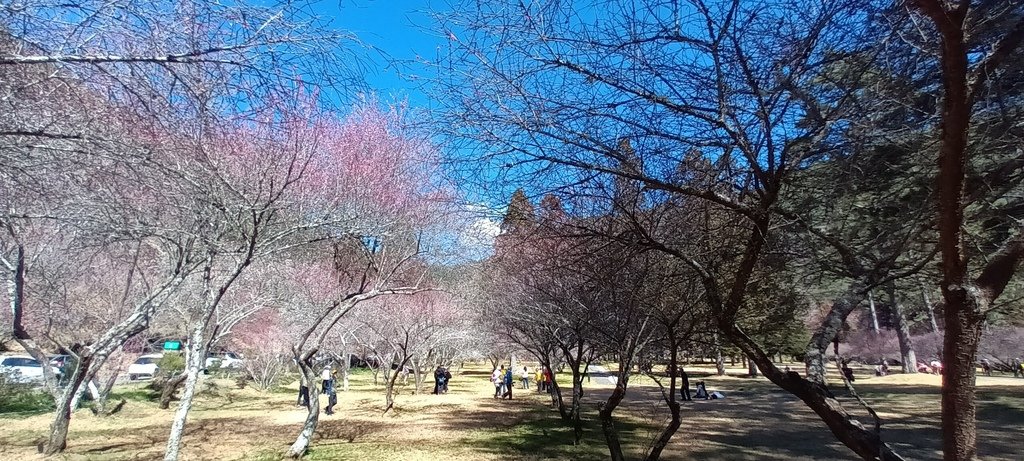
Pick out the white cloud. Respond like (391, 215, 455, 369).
(453, 204, 502, 261)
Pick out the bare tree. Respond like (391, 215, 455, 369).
(431, 0, 912, 459)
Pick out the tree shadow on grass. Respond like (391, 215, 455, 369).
(443, 397, 648, 461)
(566, 375, 1024, 461)
(314, 418, 388, 443)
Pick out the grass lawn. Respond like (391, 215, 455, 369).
(0, 363, 1021, 460)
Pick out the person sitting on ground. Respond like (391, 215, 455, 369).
(930, 359, 942, 375)
(917, 362, 932, 374)
(694, 381, 708, 399)
(841, 360, 856, 382)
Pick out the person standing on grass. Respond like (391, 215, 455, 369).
(1014, 358, 1023, 378)
(433, 365, 446, 394)
(542, 366, 553, 393)
(297, 374, 310, 408)
(679, 367, 691, 401)
(324, 375, 337, 415)
(499, 365, 509, 397)
(535, 368, 543, 392)
(321, 365, 333, 393)
(503, 366, 514, 399)
(520, 366, 530, 389)
(491, 367, 503, 398)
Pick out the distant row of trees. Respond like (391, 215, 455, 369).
(438, 1, 1024, 461)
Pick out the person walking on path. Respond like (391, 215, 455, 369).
(503, 366, 514, 399)
(679, 367, 691, 401)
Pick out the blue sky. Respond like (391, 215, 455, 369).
(325, 0, 443, 107)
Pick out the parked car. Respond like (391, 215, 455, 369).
(0, 355, 62, 384)
(127, 353, 163, 380)
(205, 352, 243, 369)
(49, 354, 75, 372)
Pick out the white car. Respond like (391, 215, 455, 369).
(127, 353, 163, 380)
(205, 352, 243, 369)
(0, 355, 61, 384)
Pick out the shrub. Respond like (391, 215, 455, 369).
(155, 353, 186, 379)
(0, 374, 53, 415)
(241, 350, 286, 392)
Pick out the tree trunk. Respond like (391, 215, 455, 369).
(645, 338, 681, 461)
(941, 289, 984, 461)
(69, 379, 88, 412)
(44, 337, 127, 453)
(341, 351, 350, 392)
(922, 287, 939, 333)
(747, 358, 758, 378)
(888, 287, 917, 374)
(713, 332, 725, 376)
(383, 356, 411, 413)
(43, 356, 91, 455)
(567, 358, 584, 443)
(287, 365, 321, 458)
(89, 361, 121, 415)
(163, 326, 209, 461)
(725, 324, 905, 461)
(806, 283, 865, 384)
(868, 292, 880, 334)
(542, 355, 568, 419)
(411, 357, 425, 395)
(599, 369, 629, 461)
(159, 372, 188, 409)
